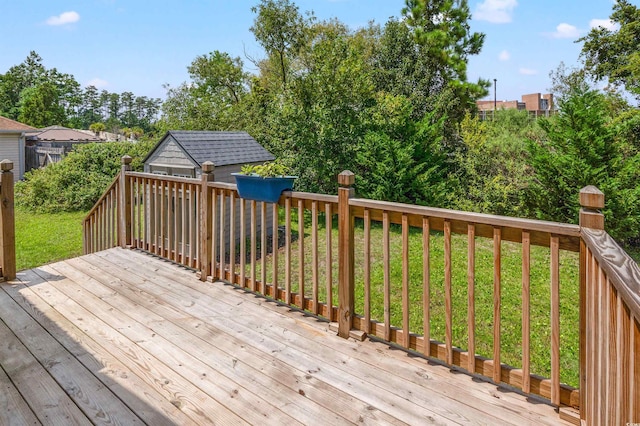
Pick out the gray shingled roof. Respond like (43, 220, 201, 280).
(148, 131, 274, 167)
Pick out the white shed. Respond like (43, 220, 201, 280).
(0, 116, 36, 179)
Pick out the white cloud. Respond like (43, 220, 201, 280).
(86, 78, 108, 89)
(519, 68, 538, 75)
(498, 50, 510, 61)
(474, 0, 518, 24)
(46, 11, 80, 26)
(589, 18, 618, 31)
(551, 23, 580, 39)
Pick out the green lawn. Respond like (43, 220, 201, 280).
(258, 212, 581, 388)
(15, 207, 86, 271)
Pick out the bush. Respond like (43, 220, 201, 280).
(525, 88, 640, 244)
(16, 140, 155, 212)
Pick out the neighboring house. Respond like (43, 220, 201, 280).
(25, 126, 104, 171)
(0, 115, 36, 179)
(143, 130, 275, 180)
(144, 130, 277, 246)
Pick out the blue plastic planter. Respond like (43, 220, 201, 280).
(232, 173, 297, 203)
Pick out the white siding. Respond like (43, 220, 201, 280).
(0, 133, 23, 179)
(145, 137, 195, 173)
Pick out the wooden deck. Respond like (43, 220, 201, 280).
(0, 248, 571, 425)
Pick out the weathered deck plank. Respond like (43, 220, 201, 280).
(0, 248, 570, 425)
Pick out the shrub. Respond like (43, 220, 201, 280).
(16, 140, 155, 212)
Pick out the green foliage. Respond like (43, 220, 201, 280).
(579, 0, 640, 99)
(355, 94, 449, 205)
(89, 122, 106, 133)
(402, 0, 490, 123)
(240, 160, 290, 177)
(16, 140, 155, 213)
(450, 110, 538, 216)
(525, 87, 640, 242)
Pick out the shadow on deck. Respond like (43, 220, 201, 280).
(0, 247, 570, 425)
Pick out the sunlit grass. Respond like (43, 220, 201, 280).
(15, 207, 86, 271)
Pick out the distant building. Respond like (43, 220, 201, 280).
(476, 93, 554, 118)
(25, 126, 107, 171)
(0, 115, 36, 179)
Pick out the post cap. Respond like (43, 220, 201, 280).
(580, 186, 604, 209)
(0, 159, 14, 171)
(338, 170, 355, 187)
(202, 161, 215, 174)
(121, 155, 132, 165)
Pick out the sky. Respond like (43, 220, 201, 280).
(0, 0, 626, 103)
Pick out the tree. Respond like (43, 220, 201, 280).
(579, 0, 640, 99)
(18, 82, 67, 127)
(250, 0, 311, 87)
(89, 122, 106, 135)
(402, 0, 489, 123)
(525, 87, 640, 242)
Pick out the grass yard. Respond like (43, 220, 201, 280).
(256, 212, 581, 388)
(15, 207, 86, 271)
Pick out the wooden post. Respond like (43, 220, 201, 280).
(199, 162, 214, 281)
(579, 185, 605, 230)
(338, 170, 355, 338)
(0, 160, 15, 280)
(119, 155, 132, 248)
(579, 185, 604, 421)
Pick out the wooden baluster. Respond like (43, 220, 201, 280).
(444, 219, 452, 364)
(272, 203, 279, 300)
(468, 223, 476, 373)
(364, 208, 371, 334)
(493, 227, 502, 383)
(312, 201, 319, 315)
(240, 197, 246, 289)
(402, 214, 410, 349)
(250, 200, 257, 291)
(423, 217, 430, 357)
(261, 201, 267, 294)
(522, 231, 531, 393)
(383, 211, 391, 341)
(219, 190, 226, 280)
(298, 199, 305, 309)
(325, 203, 333, 320)
(285, 197, 292, 304)
(229, 191, 236, 282)
(181, 182, 187, 264)
(550, 235, 560, 406)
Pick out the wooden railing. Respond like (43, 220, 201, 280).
(579, 187, 640, 425)
(82, 158, 640, 424)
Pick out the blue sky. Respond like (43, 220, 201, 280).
(0, 0, 624, 103)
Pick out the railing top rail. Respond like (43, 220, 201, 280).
(127, 171, 199, 185)
(349, 198, 581, 238)
(83, 173, 120, 222)
(582, 228, 640, 318)
(281, 190, 338, 204)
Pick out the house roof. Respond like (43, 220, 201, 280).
(0, 116, 36, 131)
(146, 131, 275, 167)
(27, 126, 102, 142)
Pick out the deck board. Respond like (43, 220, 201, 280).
(0, 247, 571, 425)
